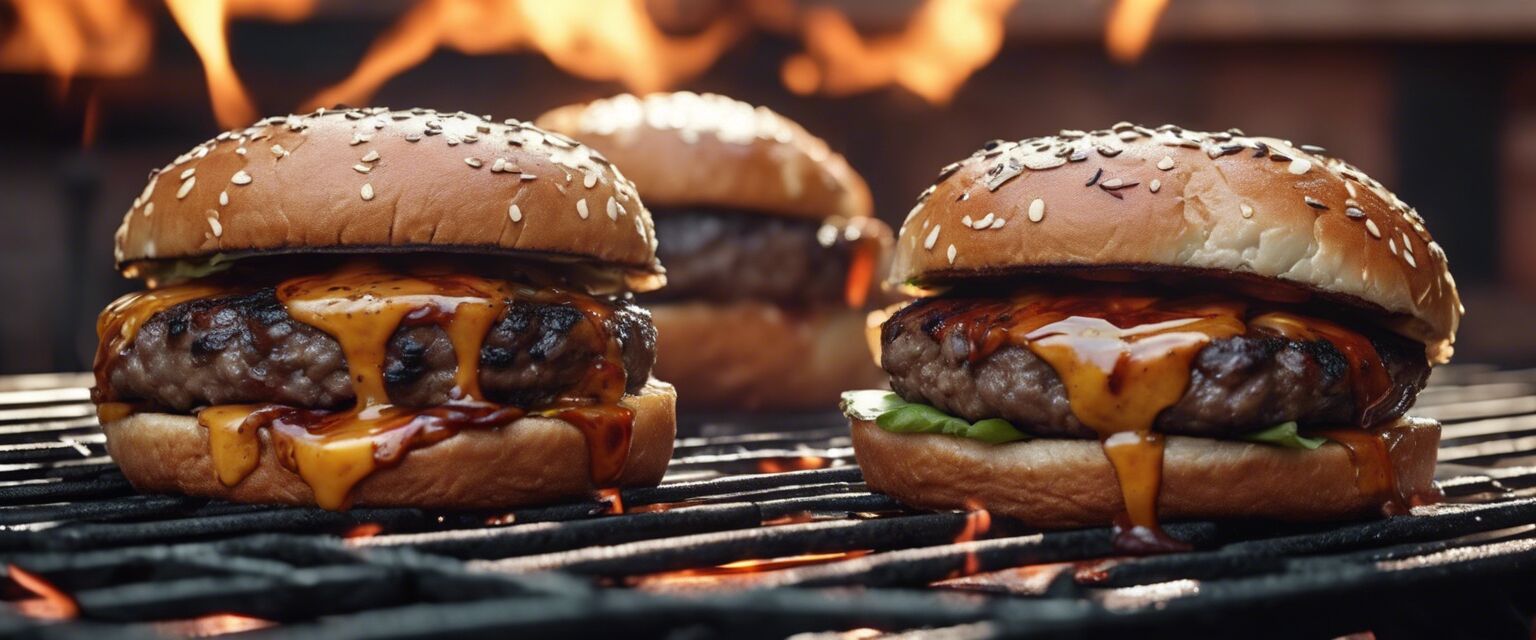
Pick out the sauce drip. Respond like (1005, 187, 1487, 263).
(97, 264, 636, 510)
(928, 291, 1399, 551)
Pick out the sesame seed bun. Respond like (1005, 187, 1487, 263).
(650, 301, 886, 411)
(536, 92, 872, 221)
(850, 415, 1440, 529)
(114, 107, 663, 291)
(893, 124, 1462, 362)
(101, 381, 675, 509)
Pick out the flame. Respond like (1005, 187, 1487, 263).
(304, 0, 745, 111)
(1105, 0, 1171, 64)
(154, 613, 275, 637)
(342, 522, 383, 539)
(7, 565, 78, 620)
(0, 0, 151, 95)
(756, 456, 828, 474)
(782, 0, 1017, 105)
(598, 487, 625, 514)
(633, 550, 869, 591)
(164, 0, 255, 128)
(953, 499, 992, 576)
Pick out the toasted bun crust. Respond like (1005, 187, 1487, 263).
(536, 92, 872, 221)
(651, 301, 885, 411)
(101, 382, 676, 509)
(851, 416, 1440, 528)
(115, 107, 662, 287)
(894, 124, 1461, 362)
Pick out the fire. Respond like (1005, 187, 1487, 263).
(154, 613, 276, 636)
(632, 550, 870, 591)
(0, 0, 151, 94)
(952, 499, 992, 577)
(598, 487, 625, 514)
(7, 565, 78, 621)
(756, 455, 828, 474)
(781, 0, 1017, 105)
(1105, 0, 1171, 64)
(165, 0, 317, 129)
(342, 522, 383, 539)
(304, 0, 746, 111)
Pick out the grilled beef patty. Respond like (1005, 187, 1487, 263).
(881, 296, 1431, 439)
(103, 288, 656, 412)
(644, 208, 852, 305)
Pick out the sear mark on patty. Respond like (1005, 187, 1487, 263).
(644, 208, 853, 306)
(881, 297, 1431, 439)
(105, 287, 656, 412)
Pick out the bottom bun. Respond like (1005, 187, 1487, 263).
(851, 416, 1440, 528)
(102, 381, 676, 509)
(651, 301, 886, 411)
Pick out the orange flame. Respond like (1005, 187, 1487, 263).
(756, 456, 828, 474)
(304, 0, 746, 111)
(598, 487, 625, 514)
(0, 0, 151, 95)
(782, 0, 1017, 105)
(165, 0, 254, 128)
(953, 499, 992, 576)
(7, 565, 78, 620)
(1105, 0, 1171, 64)
(153, 612, 276, 636)
(342, 522, 383, 539)
(633, 550, 869, 591)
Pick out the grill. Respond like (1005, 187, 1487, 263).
(1, 368, 1536, 638)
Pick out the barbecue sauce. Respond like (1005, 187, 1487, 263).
(96, 265, 636, 510)
(930, 291, 1403, 551)
(93, 285, 223, 402)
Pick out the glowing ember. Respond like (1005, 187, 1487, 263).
(342, 522, 384, 539)
(757, 456, 829, 474)
(0, 0, 151, 94)
(304, 0, 745, 110)
(632, 550, 870, 592)
(598, 487, 625, 514)
(781, 0, 1017, 105)
(484, 513, 517, 526)
(153, 612, 276, 637)
(7, 565, 78, 621)
(1105, 0, 1171, 63)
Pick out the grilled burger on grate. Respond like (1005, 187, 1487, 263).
(843, 124, 1461, 550)
(94, 107, 676, 510)
(538, 92, 893, 411)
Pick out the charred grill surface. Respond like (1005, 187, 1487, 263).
(881, 296, 1431, 438)
(644, 208, 851, 305)
(103, 287, 656, 411)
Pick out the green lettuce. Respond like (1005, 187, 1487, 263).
(842, 390, 1329, 450)
(840, 390, 1029, 445)
(1239, 421, 1327, 450)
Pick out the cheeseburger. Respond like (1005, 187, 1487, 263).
(95, 107, 675, 510)
(538, 93, 890, 411)
(843, 124, 1460, 549)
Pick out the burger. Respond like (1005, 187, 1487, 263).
(94, 107, 675, 510)
(841, 124, 1460, 549)
(537, 93, 891, 411)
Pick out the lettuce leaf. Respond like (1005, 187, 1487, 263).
(839, 390, 1029, 445)
(1240, 421, 1327, 450)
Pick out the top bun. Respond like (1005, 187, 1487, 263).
(114, 107, 662, 289)
(536, 92, 872, 221)
(893, 123, 1462, 362)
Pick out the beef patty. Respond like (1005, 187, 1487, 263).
(881, 296, 1431, 439)
(644, 208, 853, 305)
(102, 287, 656, 412)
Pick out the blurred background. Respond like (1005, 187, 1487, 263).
(0, 0, 1533, 374)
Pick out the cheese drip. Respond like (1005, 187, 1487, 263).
(89, 264, 639, 510)
(934, 291, 1402, 551)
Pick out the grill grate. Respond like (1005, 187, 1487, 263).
(2, 368, 1536, 638)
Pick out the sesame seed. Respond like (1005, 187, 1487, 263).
(405, 133, 421, 142)
(353, 164, 372, 174)
(1304, 196, 1327, 210)
(176, 177, 196, 199)
(235, 147, 247, 156)
(1101, 177, 1123, 189)
(492, 158, 507, 173)
(180, 168, 196, 180)
(143, 203, 154, 217)
(576, 199, 589, 219)
(361, 150, 380, 163)
(270, 144, 287, 157)
(1028, 198, 1045, 222)
(1389, 238, 1398, 255)
(947, 244, 957, 264)
(924, 225, 941, 250)
(350, 134, 371, 146)
(990, 217, 1005, 229)
(1365, 219, 1381, 238)
(1240, 203, 1254, 218)
(1157, 156, 1175, 171)
(465, 158, 482, 168)
(1288, 158, 1312, 175)
(207, 215, 222, 238)
(230, 171, 252, 185)
(519, 173, 536, 181)
(1345, 206, 1365, 219)
(1149, 179, 1161, 193)
(1404, 250, 1417, 267)
(219, 191, 229, 206)
(1345, 182, 1358, 198)
(583, 172, 597, 189)
(361, 183, 375, 201)
(508, 203, 522, 222)
(607, 197, 619, 220)
(962, 215, 974, 227)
